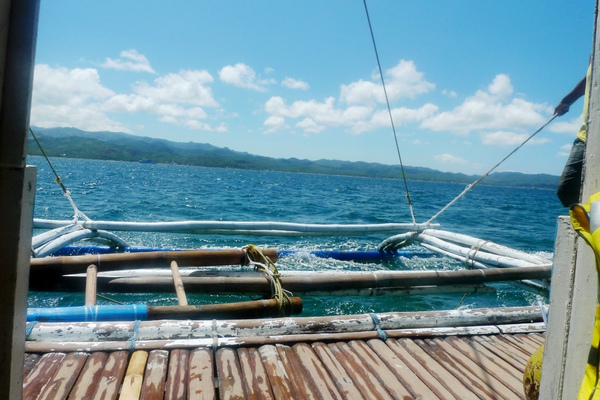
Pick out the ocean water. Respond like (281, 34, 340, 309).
(27, 156, 566, 316)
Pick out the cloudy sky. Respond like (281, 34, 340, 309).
(32, 1, 593, 175)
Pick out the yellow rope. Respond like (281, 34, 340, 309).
(243, 244, 292, 316)
(96, 293, 125, 305)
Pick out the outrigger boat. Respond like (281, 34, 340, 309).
(4, 1, 600, 399)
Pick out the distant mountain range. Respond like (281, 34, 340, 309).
(27, 126, 559, 189)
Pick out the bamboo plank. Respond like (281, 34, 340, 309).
(463, 337, 526, 382)
(467, 336, 526, 372)
(68, 352, 109, 400)
(491, 334, 532, 360)
(216, 347, 246, 400)
(498, 334, 538, 355)
(140, 350, 169, 400)
(504, 333, 539, 353)
(94, 351, 129, 400)
(257, 345, 296, 399)
(514, 333, 545, 350)
(188, 348, 216, 400)
(119, 350, 149, 400)
(311, 342, 364, 399)
(445, 336, 524, 393)
(275, 344, 320, 400)
(389, 338, 472, 400)
(22, 352, 66, 399)
(237, 347, 274, 400)
(329, 341, 393, 400)
(413, 339, 497, 399)
(475, 335, 530, 364)
(292, 343, 343, 400)
(364, 339, 439, 399)
(37, 352, 88, 400)
(426, 338, 517, 399)
(527, 333, 545, 346)
(166, 349, 189, 400)
(23, 353, 41, 380)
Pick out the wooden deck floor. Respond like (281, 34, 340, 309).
(22, 332, 542, 399)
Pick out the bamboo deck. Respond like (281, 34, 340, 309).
(22, 331, 542, 399)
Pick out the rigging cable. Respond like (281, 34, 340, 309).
(29, 127, 90, 222)
(362, 0, 416, 224)
(425, 114, 558, 225)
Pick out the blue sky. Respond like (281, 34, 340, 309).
(32, 1, 594, 176)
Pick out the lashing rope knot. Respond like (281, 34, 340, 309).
(129, 319, 141, 351)
(243, 244, 292, 316)
(369, 313, 387, 341)
(464, 240, 488, 269)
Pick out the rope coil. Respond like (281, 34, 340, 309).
(243, 244, 292, 316)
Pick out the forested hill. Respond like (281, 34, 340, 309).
(27, 127, 559, 189)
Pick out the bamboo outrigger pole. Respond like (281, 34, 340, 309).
(29, 248, 279, 275)
(85, 264, 98, 306)
(170, 261, 188, 306)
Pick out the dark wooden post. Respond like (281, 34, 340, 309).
(0, 0, 40, 398)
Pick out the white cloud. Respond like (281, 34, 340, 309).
(296, 118, 323, 133)
(33, 64, 114, 103)
(549, 113, 583, 135)
(442, 89, 457, 98)
(488, 74, 513, 98)
(340, 60, 435, 105)
(420, 74, 547, 134)
(434, 153, 468, 164)
(480, 130, 550, 147)
(31, 64, 226, 133)
(132, 70, 218, 107)
(558, 143, 573, 157)
(263, 62, 437, 135)
(282, 77, 309, 90)
(31, 64, 128, 132)
(219, 63, 268, 91)
(351, 104, 438, 134)
(102, 49, 156, 73)
(101, 69, 223, 131)
(264, 96, 379, 134)
(264, 115, 287, 133)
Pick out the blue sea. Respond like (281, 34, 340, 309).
(27, 156, 566, 316)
